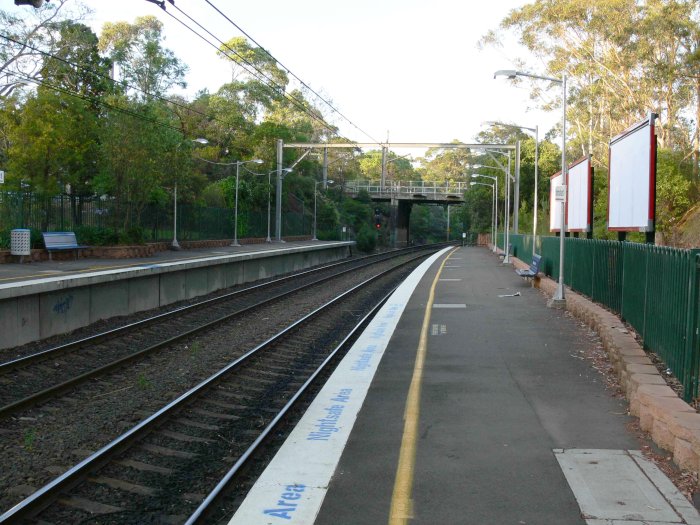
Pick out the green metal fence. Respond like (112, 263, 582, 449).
(0, 191, 314, 245)
(508, 232, 700, 400)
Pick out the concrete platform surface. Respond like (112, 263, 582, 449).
(229, 246, 700, 525)
(0, 240, 342, 286)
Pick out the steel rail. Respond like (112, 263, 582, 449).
(0, 246, 441, 417)
(0, 250, 432, 523)
(185, 284, 396, 524)
(0, 245, 431, 374)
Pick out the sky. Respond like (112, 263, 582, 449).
(11, 0, 560, 157)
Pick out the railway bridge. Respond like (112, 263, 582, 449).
(278, 140, 515, 246)
(343, 179, 467, 245)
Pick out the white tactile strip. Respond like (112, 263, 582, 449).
(555, 449, 700, 525)
(227, 248, 451, 525)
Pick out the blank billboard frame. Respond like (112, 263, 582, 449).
(607, 113, 657, 232)
(567, 155, 593, 233)
(549, 171, 564, 233)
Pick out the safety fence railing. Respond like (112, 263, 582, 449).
(502, 232, 700, 401)
(345, 180, 469, 197)
(0, 191, 316, 247)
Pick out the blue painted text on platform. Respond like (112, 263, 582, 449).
(53, 295, 74, 314)
(306, 389, 351, 441)
(351, 344, 377, 371)
(263, 484, 306, 520)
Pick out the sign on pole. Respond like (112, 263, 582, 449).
(549, 172, 565, 232)
(0, 170, 4, 184)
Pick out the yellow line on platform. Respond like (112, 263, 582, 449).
(388, 247, 456, 525)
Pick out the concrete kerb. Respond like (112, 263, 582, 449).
(510, 254, 700, 481)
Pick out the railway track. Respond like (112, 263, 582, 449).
(0, 245, 444, 417)
(0, 247, 437, 523)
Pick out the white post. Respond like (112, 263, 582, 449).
(514, 140, 520, 232)
(503, 155, 511, 264)
(493, 177, 499, 253)
(275, 139, 283, 242)
(491, 183, 496, 251)
(171, 182, 180, 250)
(553, 74, 568, 303)
(446, 205, 451, 241)
(231, 162, 241, 247)
(312, 182, 318, 241)
(533, 125, 539, 256)
(266, 170, 272, 243)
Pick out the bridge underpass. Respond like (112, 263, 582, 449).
(277, 140, 515, 245)
(344, 180, 467, 246)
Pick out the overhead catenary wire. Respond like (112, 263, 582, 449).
(0, 32, 215, 125)
(155, 3, 344, 139)
(9, 71, 188, 136)
(202, 0, 382, 146)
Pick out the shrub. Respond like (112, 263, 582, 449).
(118, 226, 146, 245)
(74, 226, 118, 246)
(355, 225, 377, 253)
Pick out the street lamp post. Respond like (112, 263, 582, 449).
(267, 168, 292, 242)
(192, 151, 263, 247)
(171, 137, 209, 251)
(313, 179, 334, 241)
(485, 121, 539, 256)
(486, 151, 513, 263)
(471, 181, 495, 248)
(231, 159, 264, 246)
(494, 69, 567, 304)
(472, 174, 498, 252)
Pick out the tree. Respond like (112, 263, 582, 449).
(0, 0, 85, 97)
(358, 150, 417, 182)
(99, 16, 187, 100)
(419, 143, 471, 183)
(41, 21, 114, 102)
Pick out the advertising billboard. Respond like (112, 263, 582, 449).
(566, 156, 593, 232)
(608, 114, 657, 232)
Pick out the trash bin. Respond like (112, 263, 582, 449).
(11, 229, 31, 262)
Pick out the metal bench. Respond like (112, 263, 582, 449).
(515, 254, 542, 282)
(42, 232, 89, 261)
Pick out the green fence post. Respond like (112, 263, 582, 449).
(683, 252, 700, 402)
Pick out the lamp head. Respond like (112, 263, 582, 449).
(253, 159, 263, 164)
(192, 138, 209, 144)
(494, 69, 518, 79)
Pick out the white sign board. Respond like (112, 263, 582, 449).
(0, 170, 4, 184)
(549, 172, 564, 232)
(555, 185, 567, 202)
(608, 116, 656, 232)
(567, 157, 592, 232)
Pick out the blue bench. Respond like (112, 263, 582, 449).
(42, 232, 89, 261)
(515, 254, 542, 282)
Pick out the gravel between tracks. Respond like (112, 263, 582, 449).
(0, 255, 420, 512)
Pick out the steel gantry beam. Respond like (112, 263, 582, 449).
(274, 140, 515, 242)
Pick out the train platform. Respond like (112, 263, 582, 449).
(0, 240, 353, 349)
(0, 240, 346, 285)
(229, 245, 700, 525)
